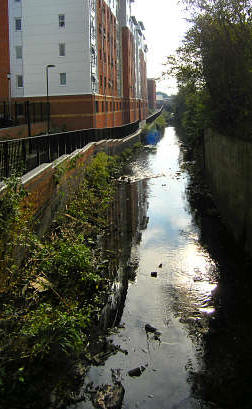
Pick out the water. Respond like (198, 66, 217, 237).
(69, 127, 252, 409)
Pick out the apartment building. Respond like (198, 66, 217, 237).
(0, 0, 148, 130)
(147, 78, 157, 110)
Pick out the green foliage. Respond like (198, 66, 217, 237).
(166, 0, 252, 138)
(20, 303, 90, 357)
(155, 113, 167, 129)
(0, 151, 126, 397)
(0, 175, 26, 236)
(142, 113, 168, 136)
(174, 86, 210, 143)
(0, 175, 32, 281)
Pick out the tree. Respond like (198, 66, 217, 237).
(166, 0, 252, 137)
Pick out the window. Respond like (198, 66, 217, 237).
(15, 0, 21, 2)
(16, 75, 23, 88)
(15, 18, 22, 31)
(95, 101, 99, 113)
(15, 46, 22, 59)
(60, 72, 66, 85)
(58, 14, 65, 28)
(59, 43, 65, 56)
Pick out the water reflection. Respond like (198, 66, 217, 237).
(69, 127, 252, 409)
(101, 177, 149, 329)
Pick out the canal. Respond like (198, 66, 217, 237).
(69, 126, 252, 409)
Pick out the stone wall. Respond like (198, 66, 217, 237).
(204, 129, 252, 254)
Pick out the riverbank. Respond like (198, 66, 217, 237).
(0, 146, 142, 409)
(64, 127, 252, 409)
(178, 129, 252, 409)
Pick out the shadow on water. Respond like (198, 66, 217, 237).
(183, 157, 252, 409)
(68, 126, 252, 409)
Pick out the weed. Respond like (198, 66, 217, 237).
(0, 150, 134, 406)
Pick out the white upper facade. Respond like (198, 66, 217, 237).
(8, 0, 96, 97)
(118, 0, 133, 29)
(7, 0, 147, 100)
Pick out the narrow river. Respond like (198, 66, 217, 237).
(69, 127, 252, 409)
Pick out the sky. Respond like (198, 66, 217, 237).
(131, 0, 189, 95)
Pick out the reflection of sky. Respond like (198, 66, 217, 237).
(79, 127, 219, 409)
(138, 128, 217, 314)
(141, 128, 194, 252)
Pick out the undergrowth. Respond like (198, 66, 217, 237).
(0, 151, 125, 406)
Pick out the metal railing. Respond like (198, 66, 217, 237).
(0, 120, 140, 179)
(146, 107, 163, 124)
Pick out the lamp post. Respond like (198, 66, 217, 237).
(46, 64, 55, 134)
(7, 73, 11, 120)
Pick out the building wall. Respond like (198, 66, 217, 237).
(147, 78, 156, 110)
(97, 0, 118, 98)
(5, 0, 148, 130)
(8, 0, 24, 98)
(0, 121, 46, 140)
(139, 49, 148, 118)
(0, 0, 10, 100)
(118, 0, 132, 28)
(10, 0, 92, 98)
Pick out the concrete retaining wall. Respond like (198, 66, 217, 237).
(204, 129, 252, 254)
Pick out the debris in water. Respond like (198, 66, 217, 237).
(128, 366, 146, 377)
(145, 324, 157, 333)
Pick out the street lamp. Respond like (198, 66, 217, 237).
(46, 64, 55, 134)
(7, 73, 11, 120)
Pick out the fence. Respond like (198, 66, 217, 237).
(146, 107, 163, 124)
(0, 120, 140, 180)
(0, 101, 47, 132)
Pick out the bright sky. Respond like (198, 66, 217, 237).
(132, 0, 189, 94)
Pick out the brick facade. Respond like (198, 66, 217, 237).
(147, 79, 157, 110)
(2, 0, 148, 134)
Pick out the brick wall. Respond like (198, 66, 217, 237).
(0, 122, 46, 140)
(147, 79, 156, 110)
